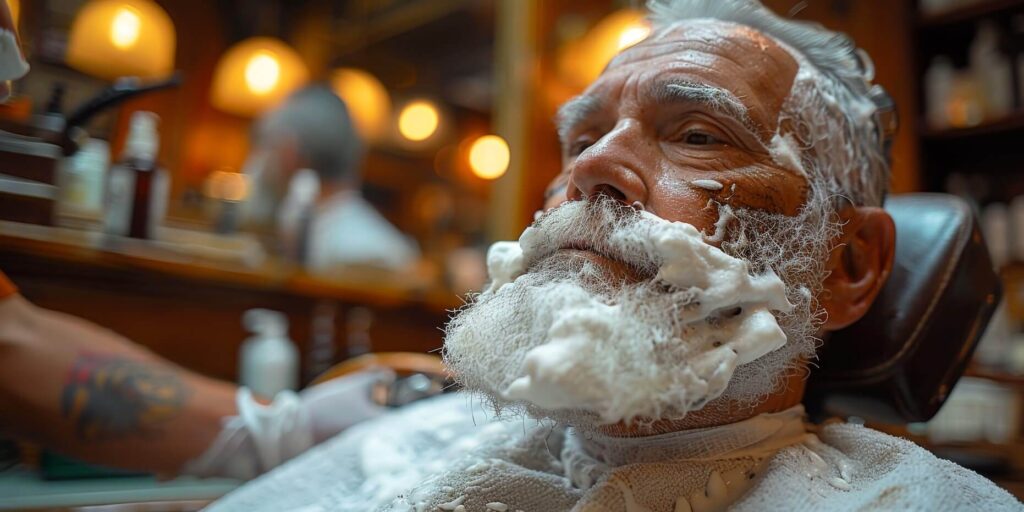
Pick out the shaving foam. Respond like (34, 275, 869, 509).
(476, 206, 792, 423)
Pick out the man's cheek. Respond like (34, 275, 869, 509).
(704, 166, 808, 216)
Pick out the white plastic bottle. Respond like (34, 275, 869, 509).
(924, 56, 954, 129)
(970, 21, 1013, 121)
(58, 138, 110, 217)
(239, 308, 299, 398)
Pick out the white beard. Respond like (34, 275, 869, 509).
(443, 197, 835, 430)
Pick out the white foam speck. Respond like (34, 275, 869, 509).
(691, 179, 724, 191)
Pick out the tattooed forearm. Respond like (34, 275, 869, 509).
(61, 353, 190, 441)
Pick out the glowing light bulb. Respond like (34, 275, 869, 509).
(245, 51, 280, 95)
(468, 135, 510, 180)
(110, 6, 142, 49)
(331, 68, 391, 143)
(617, 24, 651, 51)
(9, 0, 19, 26)
(398, 100, 439, 142)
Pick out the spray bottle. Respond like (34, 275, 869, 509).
(240, 308, 299, 398)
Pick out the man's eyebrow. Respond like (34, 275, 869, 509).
(651, 80, 756, 134)
(555, 94, 603, 146)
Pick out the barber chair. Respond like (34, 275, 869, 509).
(805, 193, 1001, 424)
(318, 193, 1000, 424)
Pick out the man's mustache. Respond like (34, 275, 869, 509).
(522, 198, 662, 279)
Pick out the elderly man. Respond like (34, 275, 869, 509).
(210, 0, 1021, 510)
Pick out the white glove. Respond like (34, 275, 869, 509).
(182, 369, 395, 480)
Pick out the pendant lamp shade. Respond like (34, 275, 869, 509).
(210, 37, 309, 118)
(330, 68, 390, 144)
(66, 0, 175, 80)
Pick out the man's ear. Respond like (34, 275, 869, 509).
(821, 206, 896, 331)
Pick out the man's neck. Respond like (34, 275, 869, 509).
(597, 368, 808, 436)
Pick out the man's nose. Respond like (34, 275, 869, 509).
(565, 122, 648, 205)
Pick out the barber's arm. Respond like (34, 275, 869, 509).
(0, 280, 392, 479)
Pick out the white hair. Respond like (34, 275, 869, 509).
(257, 85, 364, 184)
(647, 0, 893, 207)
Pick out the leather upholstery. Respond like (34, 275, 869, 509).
(805, 193, 1001, 424)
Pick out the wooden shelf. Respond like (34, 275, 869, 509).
(921, 111, 1024, 140)
(918, 0, 1024, 29)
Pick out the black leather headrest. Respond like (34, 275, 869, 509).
(805, 193, 1001, 424)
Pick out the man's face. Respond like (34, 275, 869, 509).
(445, 21, 835, 432)
(548, 21, 807, 226)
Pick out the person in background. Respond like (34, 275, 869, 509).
(0, 2, 391, 481)
(242, 85, 420, 273)
(0, 269, 393, 479)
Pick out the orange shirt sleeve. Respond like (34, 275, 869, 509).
(0, 270, 18, 299)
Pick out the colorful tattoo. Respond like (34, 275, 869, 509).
(61, 353, 189, 440)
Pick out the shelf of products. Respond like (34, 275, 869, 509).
(919, 0, 1024, 28)
(921, 110, 1024, 140)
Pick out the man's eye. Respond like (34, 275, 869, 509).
(568, 138, 595, 157)
(682, 131, 722, 145)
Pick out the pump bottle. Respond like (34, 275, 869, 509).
(239, 308, 299, 398)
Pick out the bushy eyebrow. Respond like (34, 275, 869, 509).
(651, 80, 756, 135)
(554, 79, 762, 154)
(555, 95, 604, 148)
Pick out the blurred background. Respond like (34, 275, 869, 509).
(3, 0, 1024, 508)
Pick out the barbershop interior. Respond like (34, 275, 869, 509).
(6, 0, 1024, 510)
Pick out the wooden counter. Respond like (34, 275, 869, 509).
(0, 220, 457, 384)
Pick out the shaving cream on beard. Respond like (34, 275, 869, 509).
(445, 199, 794, 427)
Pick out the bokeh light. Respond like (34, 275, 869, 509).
(556, 9, 651, 89)
(66, 0, 176, 80)
(468, 134, 510, 180)
(398, 100, 440, 142)
(331, 68, 391, 143)
(110, 6, 141, 49)
(244, 51, 280, 95)
(210, 37, 308, 117)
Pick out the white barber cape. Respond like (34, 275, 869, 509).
(209, 393, 1022, 512)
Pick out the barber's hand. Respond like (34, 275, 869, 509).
(182, 368, 395, 480)
(299, 368, 396, 443)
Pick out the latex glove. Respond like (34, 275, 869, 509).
(300, 368, 396, 443)
(182, 368, 395, 480)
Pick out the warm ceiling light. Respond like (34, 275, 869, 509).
(8, 0, 18, 26)
(617, 24, 651, 51)
(468, 134, 510, 180)
(244, 51, 280, 95)
(398, 100, 439, 142)
(110, 6, 141, 49)
(557, 8, 650, 88)
(210, 37, 309, 117)
(66, 0, 175, 80)
(331, 68, 391, 144)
